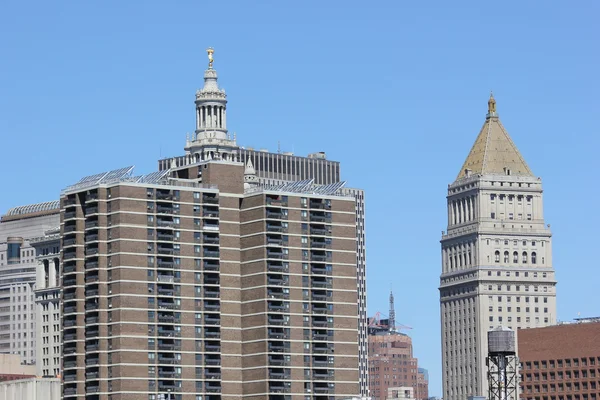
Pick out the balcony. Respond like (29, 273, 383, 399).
(312, 330, 330, 341)
(269, 368, 291, 380)
(266, 223, 286, 233)
(268, 315, 287, 326)
(156, 191, 174, 200)
(202, 207, 219, 218)
(204, 315, 220, 325)
(268, 382, 290, 394)
(312, 317, 329, 328)
(86, 206, 99, 215)
(310, 199, 331, 209)
(158, 340, 180, 351)
(85, 342, 99, 352)
(157, 232, 174, 241)
(157, 286, 175, 296)
(313, 384, 334, 394)
(62, 265, 76, 275)
(64, 224, 77, 233)
(85, 316, 99, 325)
(205, 382, 222, 393)
(158, 299, 177, 310)
(84, 233, 98, 242)
(266, 209, 286, 220)
(204, 341, 221, 352)
(267, 275, 287, 286)
(86, 328, 99, 338)
(85, 193, 98, 202)
(311, 239, 329, 248)
(85, 220, 99, 229)
(158, 381, 181, 392)
(309, 212, 331, 223)
(64, 345, 77, 355)
(313, 344, 334, 354)
(156, 219, 175, 228)
(313, 370, 335, 380)
(269, 355, 287, 366)
(311, 252, 330, 262)
(64, 360, 77, 369)
(157, 246, 174, 255)
(204, 328, 221, 339)
(156, 204, 174, 214)
(311, 278, 332, 289)
(85, 247, 99, 256)
(64, 387, 77, 396)
(268, 341, 288, 353)
(85, 260, 98, 269)
(85, 274, 99, 284)
(267, 288, 289, 300)
(312, 304, 330, 314)
(312, 357, 329, 367)
(63, 277, 77, 286)
(267, 301, 288, 312)
(204, 275, 220, 285)
(64, 305, 77, 314)
(64, 317, 77, 327)
(64, 373, 77, 382)
(267, 262, 288, 273)
(203, 261, 220, 271)
(311, 265, 328, 275)
(268, 328, 289, 339)
(157, 354, 179, 364)
(203, 222, 220, 231)
(64, 197, 77, 206)
(205, 369, 221, 380)
(157, 259, 174, 268)
(158, 368, 178, 378)
(266, 235, 285, 246)
(157, 313, 177, 323)
(157, 275, 174, 283)
(63, 251, 77, 261)
(204, 289, 220, 298)
(85, 356, 99, 366)
(204, 301, 220, 311)
(157, 327, 180, 337)
(63, 291, 76, 300)
(202, 194, 219, 204)
(266, 249, 287, 259)
(204, 356, 221, 366)
(64, 332, 77, 341)
(203, 249, 220, 258)
(203, 234, 220, 244)
(266, 195, 287, 207)
(63, 237, 77, 247)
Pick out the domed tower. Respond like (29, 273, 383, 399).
(185, 47, 239, 162)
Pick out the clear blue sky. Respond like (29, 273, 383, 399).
(1, 1, 598, 396)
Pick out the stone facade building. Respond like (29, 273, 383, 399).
(60, 49, 366, 399)
(0, 202, 60, 364)
(30, 227, 62, 378)
(518, 319, 600, 400)
(439, 95, 558, 400)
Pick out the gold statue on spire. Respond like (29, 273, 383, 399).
(207, 47, 214, 69)
(488, 91, 497, 115)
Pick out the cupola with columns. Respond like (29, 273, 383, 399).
(185, 47, 239, 162)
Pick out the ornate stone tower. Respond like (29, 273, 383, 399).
(185, 47, 239, 162)
(439, 94, 557, 400)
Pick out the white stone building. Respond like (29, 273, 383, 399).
(439, 95, 557, 400)
(0, 201, 60, 365)
(30, 227, 61, 377)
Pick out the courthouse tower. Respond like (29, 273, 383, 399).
(439, 94, 557, 400)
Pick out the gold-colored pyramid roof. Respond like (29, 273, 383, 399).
(456, 94, 533, 180)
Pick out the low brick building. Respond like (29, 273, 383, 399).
(518, 319, 600, 400)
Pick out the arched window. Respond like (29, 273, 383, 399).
(522, 251, 528, 264)
(494, 251, 500, 263)
(513, 251, 519, 263)
(531, 252, 537, 264)
(504, 251, 509, 263)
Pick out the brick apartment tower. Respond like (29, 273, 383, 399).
(60, 49, 365, 399)
(439, 94, 558, 400)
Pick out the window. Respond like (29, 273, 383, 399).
(513, 251, 519, 263)
(532, 252, 537, 264)
(504, 251, 509, 263)
(495, 251, 500, 263)
(522, 251, 528, 263)
(491, 212, 496, 219)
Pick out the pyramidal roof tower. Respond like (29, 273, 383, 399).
(456, 93, 533, 181)
(185, 47, 239, 162)
(439, 94, 557, 400)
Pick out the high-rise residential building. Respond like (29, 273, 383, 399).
(30, 226, 62, 378)
(518, 318, 600, 400)
(60, 49, 364, 399)
(0, 201, 60, 364)
(368, 292, 428, 400)
(439, 94, 558, 400)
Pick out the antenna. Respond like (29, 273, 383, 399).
(277, 141, 281, 154)
(389, 290, 396, 333)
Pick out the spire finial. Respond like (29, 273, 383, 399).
(207, 47, 215, 69)
(488, 91, 497, 116)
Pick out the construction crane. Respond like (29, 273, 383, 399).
(368, 290, 413, 333)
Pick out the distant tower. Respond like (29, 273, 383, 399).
(439, 94, 557, 400)
(389, 290, 396, 332)
(487, 327, 519, 400)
